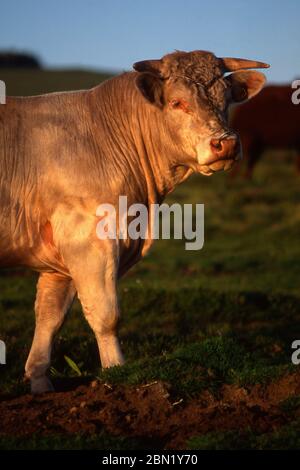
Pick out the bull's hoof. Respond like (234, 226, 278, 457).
(30, 377, 55, 394)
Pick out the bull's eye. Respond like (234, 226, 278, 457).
(170, 99, 182, 108)
(169, 99, 189, 112)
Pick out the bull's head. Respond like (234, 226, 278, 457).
(133, 50, 269, 175)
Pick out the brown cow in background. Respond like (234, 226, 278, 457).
(230, 85, 300, 178)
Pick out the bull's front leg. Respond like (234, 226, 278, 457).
(61, 235, 124, 369)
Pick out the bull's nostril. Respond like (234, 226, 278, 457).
(210, 139, 222, 151)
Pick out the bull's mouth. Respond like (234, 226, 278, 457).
(199, 156, 238, 176)
(208, 157, 236, 172)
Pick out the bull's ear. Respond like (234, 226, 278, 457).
(135, 72, 164, 108)
(227, 70, 266, 103)
(133, 59, 163, 76)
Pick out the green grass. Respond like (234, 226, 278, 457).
(0, 69, 300, 449)
(187, 420, 300, 450)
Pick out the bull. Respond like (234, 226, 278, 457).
(230, 85, 298, 177)
(0, 50, 268, 393)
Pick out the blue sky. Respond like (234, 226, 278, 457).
(1, 0, 299, 82)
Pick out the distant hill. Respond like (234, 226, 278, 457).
(0, 51, 41, 69)
(0, 69, 114, 96)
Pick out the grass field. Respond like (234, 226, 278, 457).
(0, 69, 300, 449)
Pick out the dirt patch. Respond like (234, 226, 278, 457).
(1, 372, 300, 449)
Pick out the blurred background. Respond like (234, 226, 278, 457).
(1, 0, 298, 290)
(1, 0, 300, 450)
(1, 0, 300, 81)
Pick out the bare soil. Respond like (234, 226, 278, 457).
(1, 372, 300, 449)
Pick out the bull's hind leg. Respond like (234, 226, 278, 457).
(25, 272, 76, 394)
(245, 139, 263, 179)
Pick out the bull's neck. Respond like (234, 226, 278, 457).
(133, 92, 193, 202)
(91, 73, 192, 205)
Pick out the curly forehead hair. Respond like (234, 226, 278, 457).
(161, 50, 223, 85)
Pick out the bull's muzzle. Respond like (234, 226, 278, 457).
(210, 134, 241, 160)
(208, 133, 241, 171)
